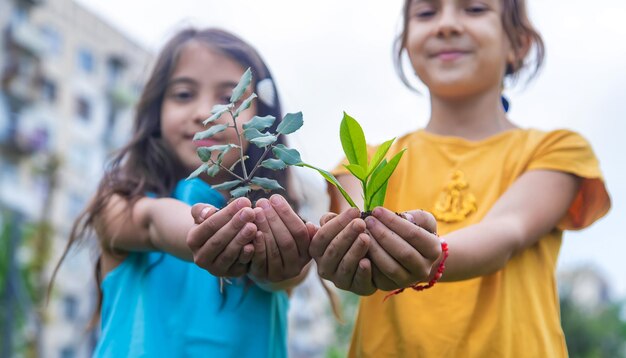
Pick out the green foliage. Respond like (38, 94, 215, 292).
(187, 68, 304, 199)
(560, 296, 626, 357)
(302, 112, 405, 211)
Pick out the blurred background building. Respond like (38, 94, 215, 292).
(1, 0, 151, 356)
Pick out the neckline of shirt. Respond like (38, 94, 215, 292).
(414, 128, 525, 147)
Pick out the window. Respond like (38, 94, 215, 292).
(77, 48, 94, 73)
(41, 78, 57, 103)
(106, 56, 125, 85)
(40, 26, 62, 56)
(59, 346, 76, 358)
(62, 295, 79, 321)
(75, 97, 91, 122)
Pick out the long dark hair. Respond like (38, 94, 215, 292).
(394, 0, 546, 90)
(49, 28, 298, 325)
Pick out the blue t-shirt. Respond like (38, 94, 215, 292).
(93, 179, 289, 357)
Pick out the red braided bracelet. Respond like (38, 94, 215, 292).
(384, 238, 449, 301)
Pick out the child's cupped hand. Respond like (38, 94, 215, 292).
(187, 198, 257, 278)
(311, 207, 442, 295)
(248, 195, 315, 283)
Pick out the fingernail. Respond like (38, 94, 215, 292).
(236, 198, 247, 210)
(372, 207, 382, 217)
(270, 195, 284, 206)
(239, 208, 252, 221)
(256, 211, 266, 223)
(364, 216, 375, 227)
(200, 206, 211, 219)
(257, 199, 270, 209)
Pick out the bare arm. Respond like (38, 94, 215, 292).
(96, 195, 197, 260)
(441, 169, 580, 281)
(318, 170, 580, 292)
(98, 195, 258, 279)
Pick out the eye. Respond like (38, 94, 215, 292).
(416, 9, 436, 18)
(465, 4, 488, 14)
(168, 88, 195, 102)
(413, 6, 437, 19)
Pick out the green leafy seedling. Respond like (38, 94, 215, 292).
(187, 68, 304, 199)
(298, 112, 405, 212)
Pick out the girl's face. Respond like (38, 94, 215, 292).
(405, 0, 516, 99)
(161, 41, 256, 181)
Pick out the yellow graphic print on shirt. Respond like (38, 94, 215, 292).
(433, 170, 477, 223)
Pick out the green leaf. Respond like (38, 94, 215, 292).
(230, 68, 252, 103)
(211, 180, 242, 191)
(243, 128, 264, 141)
(230, 185, 251, 198)
(272, 144, 302, 165)
(250, 177, 284, 191)
(193, 124, 228, 141)
(187, 163, 209, 180)
(364, 159, 387, 210)
(297, 163, 357, 208)
(344, 164, 367, 181)
(277, 112, 303, 135)
(369, 180, 389, 210)
(260, 158, 287, 170)
(234, 93, 257, 117)
(206, 164, 220, 177)
(203, 106, 230, 125)
(197, 144, 238, 162)
(367, 138, 395, 176)
(366, 150, 405, 202)
(250, 135, 277, 148)
(243, 115, 276, 131)
(340, 112, 367, 168)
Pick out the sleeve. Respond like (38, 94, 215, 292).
(527, 130, 611, 230)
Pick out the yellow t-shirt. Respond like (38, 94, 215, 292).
(333, 129, 610, 357)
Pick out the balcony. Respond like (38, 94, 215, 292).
(8, 21, 47, 56)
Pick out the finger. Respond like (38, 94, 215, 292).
(371, 207, 441, 261)
(306, 222, 318, 239)
(310, 208, 361, 258)
(319, 212, 337, 226)
(192, 208, 255, 269)
(365, 227, 414, 288)
(352, 258, 376, 296)
(239, 243, 254, 265)
(202, 221, 257, 274)
(370, 260, 402, 291)
(269, 195, 310, 260)
(257, 199, 298, 267)
(263, 222, 283, 281)
(250, 231, 267, 279)
(187, 198, 252, 250)
(334, 233, 370, 290)
(365, 215, 428, 277)
(191, 203, 218, 224)
(317, 219, 366, 279)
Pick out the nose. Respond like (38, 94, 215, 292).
(436, 5, 463, 38)
(193, 99, 215, 126)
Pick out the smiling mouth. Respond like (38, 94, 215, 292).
(432, 51, 468, 61)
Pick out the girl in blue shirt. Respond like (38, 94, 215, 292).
(53, 28, 314, 357)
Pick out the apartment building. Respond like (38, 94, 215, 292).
(0, 0, 151, 356)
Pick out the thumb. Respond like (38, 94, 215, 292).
(191, 203, 217, 224)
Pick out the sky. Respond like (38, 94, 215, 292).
(75, 0, 626, 297)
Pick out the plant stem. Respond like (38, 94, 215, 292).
(247, 146, 272, 180)
(210, 159, 245, 181)
(230, 110, 249, 179)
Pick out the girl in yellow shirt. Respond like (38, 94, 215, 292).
(310, 0, 611, 356)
